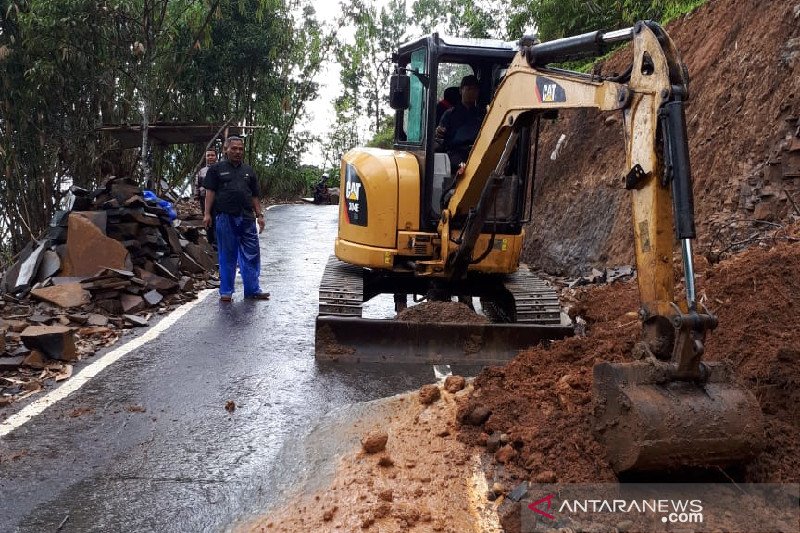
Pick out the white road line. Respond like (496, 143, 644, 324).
(0, 289, 215, 438)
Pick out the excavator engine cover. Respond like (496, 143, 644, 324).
(593, 360, 764, 473)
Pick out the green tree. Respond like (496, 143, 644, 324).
(411, 0, 508, 39)
(507, 0, 707, 42)
(323, 0, 408, 169)
(0, 0, 327, 258)
(366, 115, 395, 150)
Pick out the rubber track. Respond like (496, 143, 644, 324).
(503, 266, 562, 324)
(318, 255, 363, 317)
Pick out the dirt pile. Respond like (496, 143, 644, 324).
(523, 0, 800, 276)
(701, 229, 800, 482)
(396, 301, 489, 324)
(458, 233, 800, 491)
(244, 383, 502, 533)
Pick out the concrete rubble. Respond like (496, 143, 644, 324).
(0, 176, 220, 406)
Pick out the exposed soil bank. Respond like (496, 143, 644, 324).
(523, 0, 800, 276)
(457, 232, 800, 514)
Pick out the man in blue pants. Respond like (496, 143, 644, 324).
(202, 136, 270, 302)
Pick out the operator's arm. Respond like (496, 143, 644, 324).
(435, 108, 453, 146)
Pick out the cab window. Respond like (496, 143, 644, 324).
(404, 48, 427, 144)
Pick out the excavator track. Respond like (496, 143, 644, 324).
(503, 266, 562, 325)
(318, 255, 363, 317)
(316, 257, 573, 364)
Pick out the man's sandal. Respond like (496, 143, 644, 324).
(220, 295, 233, 302)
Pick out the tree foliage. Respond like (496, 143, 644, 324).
(365, 115, 394, 150)
(321, 0, 408, 174)
(507, 0, 707, 42)
(321, 0, 509, 175)
(0, 0, 327, 259)
(412, 0, 508, 39)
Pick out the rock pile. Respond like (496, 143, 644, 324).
(0, 176, 217, 393)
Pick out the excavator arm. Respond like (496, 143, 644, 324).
(427, 21, 709, 360)
(423, 21, 763, 472)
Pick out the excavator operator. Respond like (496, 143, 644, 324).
(435, 74, 485, 176)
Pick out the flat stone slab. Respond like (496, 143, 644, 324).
(0, 356, 24, 369)
(120, 294, 145, 314)
(86, 314, 109, 327)
(61, 214, 131, 277)
(20, 325, 77, 361)
(136, 268, 178, 292)
(143, 290, 163, 306)
(36, 250, 62, 281)
(123, 314, 148, 328)
(30, 283, 91, 309)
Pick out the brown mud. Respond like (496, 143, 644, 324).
(458, 232, 800, 496)
(243, 384, 503, 533)
(396, 301, 489, 324)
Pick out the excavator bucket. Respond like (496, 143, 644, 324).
(315, 316, 573, 364)
(592, 360, 764, 473)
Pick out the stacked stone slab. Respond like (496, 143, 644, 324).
(0, 176, 216, 363)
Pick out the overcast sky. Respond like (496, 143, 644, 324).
(299, 1, 351, 168)
(299, 0, 398, 168)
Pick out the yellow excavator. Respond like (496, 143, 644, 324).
(316, 21, 763, 472)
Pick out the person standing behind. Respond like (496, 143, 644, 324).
(435, 86, 461, 125)
(196, 148, 217, 244)
(195, 149, 217, 213)
(202, 136, 270, 302)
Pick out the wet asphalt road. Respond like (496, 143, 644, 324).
(0, 205, 471, 533)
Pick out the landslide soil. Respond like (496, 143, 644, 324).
(243, 385, 502, 533)
(523, 0, 800, 275)
(396, 301, 489, 324)
(458, 232, 800, 497)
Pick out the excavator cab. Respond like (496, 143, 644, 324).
(319, 34, 570, 365)
(390, 35, 529, 229)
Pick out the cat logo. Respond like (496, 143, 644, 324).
(346, 181, 361, 201)
(542, 83, 557, 102)
(536, 77, 566, 103)
(344, 163, 368, 226)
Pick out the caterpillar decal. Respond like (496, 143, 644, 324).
(535, 76, 566, 103)
(344, 164, 368, 226)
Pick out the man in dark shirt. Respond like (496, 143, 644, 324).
(436, 74, 485, 174)
(203, 136, 269, 302)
